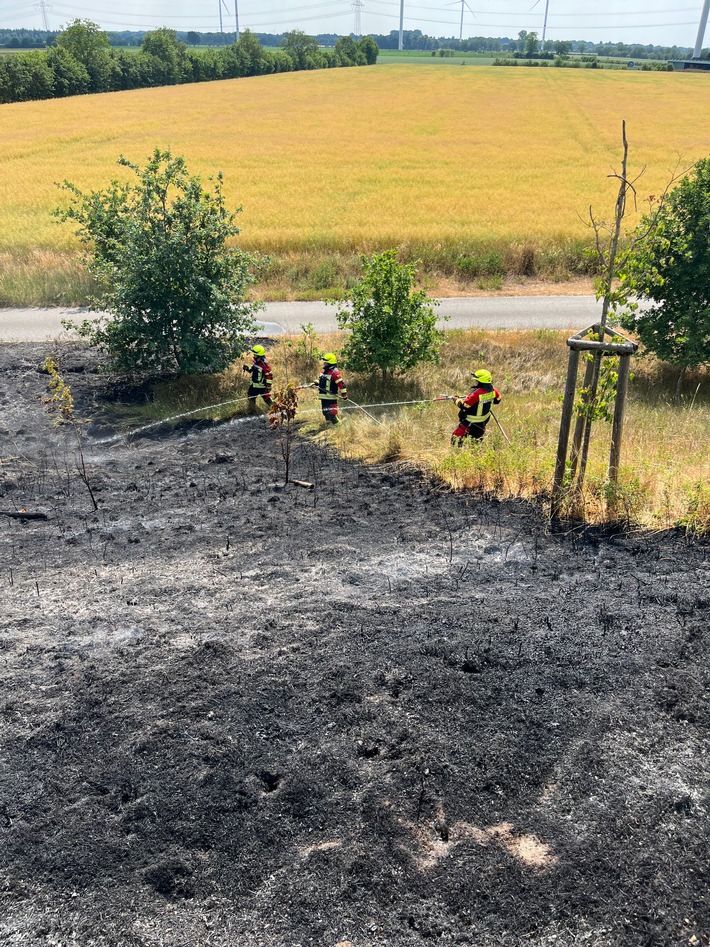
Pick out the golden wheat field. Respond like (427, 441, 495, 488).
(1, 65, 710, 256)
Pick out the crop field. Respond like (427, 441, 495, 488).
(0, 65, 709, 302)
(376, 50, 498, 65)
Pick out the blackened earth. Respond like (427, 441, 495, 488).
(0, 343, 708, 947)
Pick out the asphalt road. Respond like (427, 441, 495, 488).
(0, 296, 611, 342)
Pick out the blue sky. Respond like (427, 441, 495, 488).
(1, 0, 706, 49)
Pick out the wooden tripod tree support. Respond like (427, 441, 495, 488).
(551, 323, 638, 519)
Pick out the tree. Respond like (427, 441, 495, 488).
(56, 149, 262, 377)
(334, 36, 359, 65)
(186, 31, 201, 47)
(358, 36, 379, 65)
(618, 157, 710, 394)
(553, 40, 571, 56)
(524, 31, 540, 57)
(334, 250, 442, 381)
(45, 45, 90, 96)
(140, 28, 188, 84)
(281, 30, 320, 69)
(56, 19, 113, 91)
(235, 29, 273, 75)
(0, 51, 54, 103)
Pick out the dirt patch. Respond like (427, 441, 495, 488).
(0, 342, 708, 947)
(429, 276, 596, 298)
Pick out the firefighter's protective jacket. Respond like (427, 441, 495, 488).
(249, 357, 273, 390)
(456, 382, 501, 423)
(317, 366, 347, 399)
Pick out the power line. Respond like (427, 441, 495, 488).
(363, 6, 698, 31)
(367, 0, 698, 15)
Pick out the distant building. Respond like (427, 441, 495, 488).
(670, 58, 710, 70)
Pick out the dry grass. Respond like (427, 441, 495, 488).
(268, 329, 710, 532)
(0, 66, 709, 302)
(136, 327, 708, 532)
(0, 249, 97, 306)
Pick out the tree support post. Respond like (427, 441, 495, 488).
(552, 347, 580, 518)
(568, 342, 596, 481)
(608, 353, 631, 484)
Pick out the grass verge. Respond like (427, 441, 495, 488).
(101, 328, 710, 535)
(0, 238, 596, 307)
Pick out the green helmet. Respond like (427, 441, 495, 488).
(472, 369, 492, 384)
(323, 353, 338, 365)
(252, 345, 266, 357)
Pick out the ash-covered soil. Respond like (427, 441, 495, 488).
(0, 342, 708, 947)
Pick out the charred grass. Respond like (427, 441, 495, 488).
(0, 341, 708, 946)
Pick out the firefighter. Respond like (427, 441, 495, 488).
(450, 369, 501, 446)
(243, 345, 273, 410)
(315, 352, 348, 424)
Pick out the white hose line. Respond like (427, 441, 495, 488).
(90, 394, 258, 446)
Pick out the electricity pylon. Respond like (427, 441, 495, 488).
(352, 0, 364, 39)
(37, 0, 50, 31)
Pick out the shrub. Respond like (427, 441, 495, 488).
(56, 148, 262, 377)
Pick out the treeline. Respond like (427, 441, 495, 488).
(3, 26, 702, 62)
(369, 28, 698, 60)
(1, 27, 348, 49)
(493, 57, 674, 71)
(0, 22, 378, 105)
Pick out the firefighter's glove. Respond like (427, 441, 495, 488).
(242, 365, 250, 373)
(341, 393, 348, 399)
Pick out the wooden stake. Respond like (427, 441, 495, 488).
(552, 347, 580, 518)
(608, 354, 632, 484)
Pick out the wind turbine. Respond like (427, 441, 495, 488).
(445, 0, 476, 42)
(529, 0, 551, 50)
(447, 0, 476, 42)
(693, 0, 710, 57)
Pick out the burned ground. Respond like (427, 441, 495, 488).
(0, 343, 708, 947)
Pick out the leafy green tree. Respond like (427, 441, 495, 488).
(358, 36, 379, 64)
(0, 50, 55, 102)
(140, 28, 188, 84)
(334, 36, 359, 65)
(56, 149, 262, 377)
(56, 19, 113, 91)
(618, 158, 710, 394)
(45, 45, 90, 96)
(217, 32, 273, 80)
(524, 31, 540, 56)
(269, 49, 294, 72)
(234, 29, 273, 75)
(334, 250, 442, 381)
(553, 40, 571, 56)
(281, 30, 320, 69)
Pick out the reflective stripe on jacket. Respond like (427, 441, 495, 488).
(318, 366, 347, 399)
(457, 383, 500, 423)
(250, 358, 272, 390)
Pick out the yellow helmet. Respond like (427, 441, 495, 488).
(252, 345, 266, 357)
(472, 369, 492, 384)
(323, 353, 338, 365)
